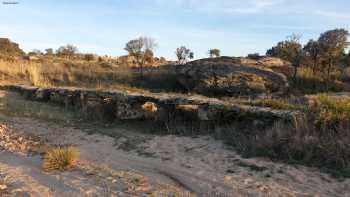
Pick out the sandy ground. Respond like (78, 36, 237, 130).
(0, 91, 350, 196)
(0, 117, 350, 197)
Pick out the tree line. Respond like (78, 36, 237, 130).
(266, 29, 350, 87)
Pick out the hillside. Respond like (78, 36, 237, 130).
(0, 36, 350, 197)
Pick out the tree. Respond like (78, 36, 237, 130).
(303, 39, 322, 74)
(0, 38, 25, 57)
(209, 49, 220, 58)
(266, 34, 303, 85)
(318, 29, 349, 81)
(45, 48, 54, 56)
(56, 44, 78, 59)
(175, 46, 194, 64)
(124, 37, 157, 77)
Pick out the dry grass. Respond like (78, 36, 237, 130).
(0, 91, 83, 123)
(225, 95, 350, 177)
(0, 58, 129, 87)
(311, 94, 350, 131)
(43, 146, 79, 171)
(247, 98, 303, 110)
(292, 67, 349, 94)
(0, 57, 182, 93)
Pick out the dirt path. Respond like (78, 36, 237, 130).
(1, 117, 350, 197)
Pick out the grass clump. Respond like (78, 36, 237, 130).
(43, 146, 79, 171)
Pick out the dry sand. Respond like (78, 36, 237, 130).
(0, 117, 349, 197)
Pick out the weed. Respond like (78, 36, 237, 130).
(43, 146, 79, 171)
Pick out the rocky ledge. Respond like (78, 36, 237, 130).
(1, 85, 300, 128)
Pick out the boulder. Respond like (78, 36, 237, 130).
(115, 95, 158, 120)
(176, 57, 289, 97)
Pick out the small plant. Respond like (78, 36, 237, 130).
(43, 146, 79, 171)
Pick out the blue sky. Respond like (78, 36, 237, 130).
(0, 0, 349, 59)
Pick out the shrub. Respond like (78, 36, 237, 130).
(43, 146, 79, 171)
(311, 94, 350, 131)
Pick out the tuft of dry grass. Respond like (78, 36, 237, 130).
(43, 146, 79, 171)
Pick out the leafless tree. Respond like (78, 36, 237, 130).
(124, 36, 157, 77)
(56, 44, 78, 59)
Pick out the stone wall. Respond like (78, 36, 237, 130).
(1, 85, 300, 128)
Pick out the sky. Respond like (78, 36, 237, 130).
(0, 0, 349, 60)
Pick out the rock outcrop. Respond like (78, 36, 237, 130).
(176, 57, 289, 97)
(1, 85, 299, 129)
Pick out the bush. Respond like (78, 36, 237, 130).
(311, 94, 350, 131)
(43, 146, 79, 171)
